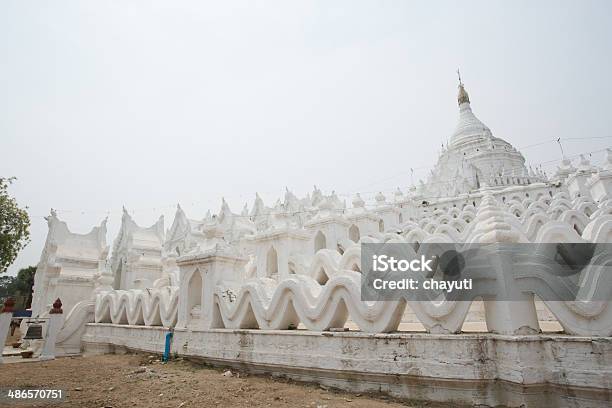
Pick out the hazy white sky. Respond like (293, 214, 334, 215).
(2, 0, 611, 275)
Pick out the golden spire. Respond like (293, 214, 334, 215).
(457, 69, 470, 105)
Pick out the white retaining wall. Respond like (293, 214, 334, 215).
(82, 323, 611, 408)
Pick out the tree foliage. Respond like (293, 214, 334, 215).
(0, 275, 16, 298)
(0, 265, 36, 309)
(0, 177, 30, 273)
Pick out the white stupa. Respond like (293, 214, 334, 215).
(418, 79, 543, 199)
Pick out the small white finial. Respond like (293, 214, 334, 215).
(352, 193, 365, 208)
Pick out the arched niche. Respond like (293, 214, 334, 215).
(348, 224, 360, 243)
(266, 246, 279, 278)
(113, 261, 123, 290)
(187, 269, 203, 327)
(314, 231, 327, 253)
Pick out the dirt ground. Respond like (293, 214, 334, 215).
(1, 353, 416, 408)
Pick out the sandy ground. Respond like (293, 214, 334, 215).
(0, 353, 418, 408)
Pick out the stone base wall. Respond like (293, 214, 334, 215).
(82, 324, 611, 408)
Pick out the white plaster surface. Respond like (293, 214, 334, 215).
(39, 313, 64, 361)
(0, 312, 13, 363)
(82, 324, 612, 407)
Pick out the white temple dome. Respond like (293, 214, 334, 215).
(413, 80, 543, 199)
(450, 84, 492, 147)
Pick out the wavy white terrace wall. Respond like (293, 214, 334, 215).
(95, 253, 612, 338)
(91, 185, 612, 337)
(82, 324, 612, 408)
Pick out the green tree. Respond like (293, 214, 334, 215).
(13, 266, 36, 308)
(0, 266, 36, 309)
(0, 275, 16, 298)
(0, 177, 30, 273)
